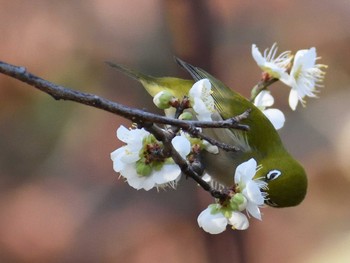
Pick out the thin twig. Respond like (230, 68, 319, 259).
(250, 77, 278, 102)
(187, 129, 240, 152)
(171, 145, 228, 199)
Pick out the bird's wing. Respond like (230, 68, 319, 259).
(175, 57, 251, 152)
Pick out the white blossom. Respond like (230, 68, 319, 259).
(121, 163, 182, 191)
(171, 134, 191, 158)
(281, 47, 326, 110)
(254, 90, 285, 130)
(197, 205, 249, 234)
(197, 158, 267, 234)
(111, 126, 191, 191)
(228, 211, 250, 230)
(234, 158, 267, 220)
(189, 79, 215, 121)
(252, 43, 292, 79)
(111, 126, 148, 173)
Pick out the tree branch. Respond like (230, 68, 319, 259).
(0, 59, 248, 200)
(0, 60, 249, 131)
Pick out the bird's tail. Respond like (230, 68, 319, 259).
(106, 61, 164, 97)
(174, 57, 204, 81)
(106, 60, 194, 98)
(105, 61, 152, 82)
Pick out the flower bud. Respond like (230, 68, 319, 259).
(153, 91, 174, 109)
(230, 193, 247, 211)
(179, 112, 193, 120)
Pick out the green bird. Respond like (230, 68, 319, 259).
(107, 58, 307, 208)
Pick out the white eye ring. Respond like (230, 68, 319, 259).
(266, 170, 281, 181)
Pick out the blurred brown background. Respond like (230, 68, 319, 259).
(1, 1, 350, 262)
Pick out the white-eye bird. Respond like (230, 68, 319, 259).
(107, 58, 307, 207)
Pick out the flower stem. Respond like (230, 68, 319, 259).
(250, 78, 278, 102)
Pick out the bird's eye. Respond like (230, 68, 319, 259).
(266, 170, 281, 181)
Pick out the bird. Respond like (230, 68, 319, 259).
(106, 58, 307, 208)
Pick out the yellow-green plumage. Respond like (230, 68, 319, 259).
(107, 59, 307, 208)
(106, 62, 193, 98)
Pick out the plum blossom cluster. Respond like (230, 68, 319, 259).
(111, 79, 218, 191)
(252, 43, 327, 111)
(197, 158, 267, 234)
(111, 124, 267, 234)
(111, 126, 191, 190)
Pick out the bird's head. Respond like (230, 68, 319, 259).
(255, 156, 307, 207)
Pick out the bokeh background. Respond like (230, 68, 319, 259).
(1, 1, 350, 262)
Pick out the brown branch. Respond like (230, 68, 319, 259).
(0, 59, 248, 200)
(187, 129, 241, 152)
(0, 60, 249, 131)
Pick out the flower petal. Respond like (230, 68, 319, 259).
(138, 177, 156, 191)
(289, 88, 299, 111)
(254, 90, 274, 108)
(111, 147, 126, 172)
(189, 79, 211, 98)
(246, 202, 262, 220)
(279, 72, 292, 86)
(171, 135, 191, 158)
(193, 98, 212, 121)
(244, 181, 265, 205)
(251, 44, 265, 67)
(152, 164, 181, 184)
(189, 79, 215, 121)
(263, 108, 285, 130)
(234, 158, 257, 184)
(116, 125, 130, 143)
(293, 48, 316, 70)
(228, 212, 249, 230)
(124, 167, 156, 191)
(252, 43, 292, 79)
(111, 147, 124, 161)
(197, 207, 228, 234)
(120, 151, 140, 163)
